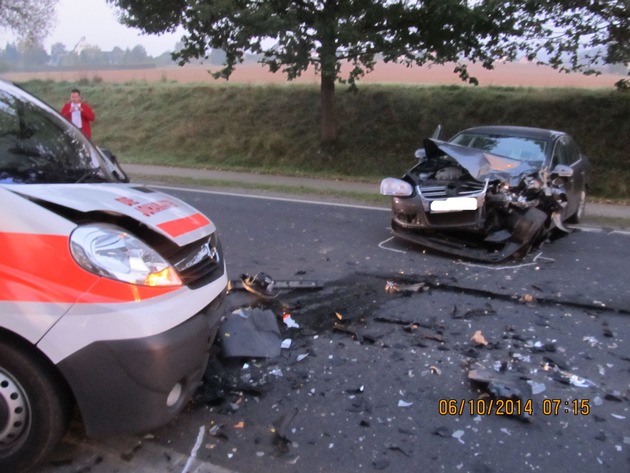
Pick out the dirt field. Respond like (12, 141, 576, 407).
(2, 61, 626, 88)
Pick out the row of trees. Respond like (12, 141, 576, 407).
(0, 41, 167, 71)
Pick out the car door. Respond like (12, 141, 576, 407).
(551, 135, 585, 219)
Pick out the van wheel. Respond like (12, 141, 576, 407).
(0, 341, 72, 472)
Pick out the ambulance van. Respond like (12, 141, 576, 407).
(0, 79, 228, 471)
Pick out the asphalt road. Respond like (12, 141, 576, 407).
(36, 186, 630, 473)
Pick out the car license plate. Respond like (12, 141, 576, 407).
(430, 197, 478, 213)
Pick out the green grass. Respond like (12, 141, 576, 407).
(19, 79, 630, 201)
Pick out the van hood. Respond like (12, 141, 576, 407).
(6, 183, 215, 246)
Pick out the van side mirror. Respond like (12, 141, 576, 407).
(99, 147, 130, 183)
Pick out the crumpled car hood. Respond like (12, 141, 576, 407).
(424, 138, 543, 183)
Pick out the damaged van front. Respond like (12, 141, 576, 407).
(0, 79, 227, 472)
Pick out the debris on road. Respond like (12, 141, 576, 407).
(282, 312, 300, 328)
(385, 280, 426, 294)
(218, 308, 282, 358)
(471, 330, 489, 346)
(238, 272, 279, 300)
(170, 273, 630, 472)
(228, 272, 323, 300)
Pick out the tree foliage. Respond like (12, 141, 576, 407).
(0, 0, 59, 45)
(502, 1, 629, 81)
(109, 0, 630, 143)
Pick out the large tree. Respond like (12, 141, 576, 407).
(0, 0, 58, 45)
(109, 0, 629, 143)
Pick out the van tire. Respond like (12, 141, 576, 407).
(0, 340, 72, 472)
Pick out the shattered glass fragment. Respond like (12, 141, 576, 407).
(452, 430, 465, 444)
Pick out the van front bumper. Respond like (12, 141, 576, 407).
(56, 288, 226, 435)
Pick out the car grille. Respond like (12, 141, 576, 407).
(419, 181, 486, 199)
(426, 210, 480, 227)
(170, 233, 224, 289)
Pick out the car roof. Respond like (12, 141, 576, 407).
(454, 125, 565, 141)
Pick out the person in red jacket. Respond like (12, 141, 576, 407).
(60, 88, 96, 139)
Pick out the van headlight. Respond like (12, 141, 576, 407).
(70, 224, 182, 286)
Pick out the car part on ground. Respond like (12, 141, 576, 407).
(229, 272, 323, 300)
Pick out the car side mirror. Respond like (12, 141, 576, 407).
(551, 164, 573, 178)
(414, 148, 427, 160)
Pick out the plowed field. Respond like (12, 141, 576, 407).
(2, 61, 626, 88)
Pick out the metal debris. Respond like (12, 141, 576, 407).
(229, 272, 323, 300)
(385, 280, 426, 294)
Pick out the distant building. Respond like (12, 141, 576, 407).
(72, 37, 89, 55)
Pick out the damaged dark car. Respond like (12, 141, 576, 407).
(380, 126, 588, 262)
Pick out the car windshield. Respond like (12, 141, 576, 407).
(0, 82, 117, 184)
(450, 133, 547, 163)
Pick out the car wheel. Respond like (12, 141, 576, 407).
(567, 187, 587, 224)
(0, 340, 72, 472)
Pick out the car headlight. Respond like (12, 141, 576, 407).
(380, 178, 414, 197)
(70, 224, 182, 286)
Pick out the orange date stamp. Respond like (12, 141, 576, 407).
(438, 398, 591, 416)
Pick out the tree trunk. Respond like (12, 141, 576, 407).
(320, 74, 336, 144)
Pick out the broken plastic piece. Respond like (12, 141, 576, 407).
(520, 293, 536, 303)
(552, 369, 597, 388)
(569, 375, 596, 388)
(527, 380, 546, 395)
(282, 313, 300, 328)
(385, 280, 426, 294)
(218, 308, 281, 358)
(471, 330, 488, 346)
(489, 381, 522, 399)
(240, 272, 279, 300)
(229, 273, 323, 299)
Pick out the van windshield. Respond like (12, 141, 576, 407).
(0, 82, 118, 184)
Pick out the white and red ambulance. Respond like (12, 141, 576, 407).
(0, 80, 228, 471)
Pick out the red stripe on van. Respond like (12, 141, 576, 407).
(157, 213, 210, 237)
(0, 233, 177, 303)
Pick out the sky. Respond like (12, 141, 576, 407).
(0, 0, 184, 57)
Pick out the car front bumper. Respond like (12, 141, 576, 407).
(390, 193, 487, 232)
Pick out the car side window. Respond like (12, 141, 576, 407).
(564, 137, 581, 165)
(552, 139, 569, 166)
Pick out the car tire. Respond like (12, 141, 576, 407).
(0, 339, 73, 472)
(567, 187, 587, 224)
